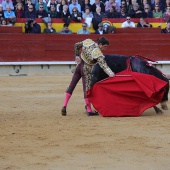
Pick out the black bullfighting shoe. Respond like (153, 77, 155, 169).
(87, 111, 99, 116)
(61, 106, 67, 116)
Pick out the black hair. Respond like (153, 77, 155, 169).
(63, 23, 69, 27)
(111, 6, 115, 10)
(106, 26, 116, 34)
(97, 37, 109, 45)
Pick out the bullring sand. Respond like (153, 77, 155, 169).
(0, 74, 170, 170)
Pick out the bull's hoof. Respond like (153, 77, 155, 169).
(61, 106, 67, 116)
(156, 109, 163, 114)
(154, 106, 163, 114)
(161, 104, 168, 110)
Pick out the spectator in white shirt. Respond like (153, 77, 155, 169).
(121, 16, 136, 28)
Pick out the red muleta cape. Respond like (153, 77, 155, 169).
(87, 70, 167, 117)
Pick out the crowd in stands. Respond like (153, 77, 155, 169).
(41, 21, 116, 34)
(0, 0, 170, 33)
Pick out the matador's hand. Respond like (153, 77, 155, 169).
(75, 56, 81, 64)
(109, 72, 115, 77)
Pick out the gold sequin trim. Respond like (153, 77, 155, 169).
(83, 39, 95, 47)
(92, 48, 104, 59)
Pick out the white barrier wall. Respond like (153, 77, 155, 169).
(0, 62, 169, 78)
(0, 63, 76, 76)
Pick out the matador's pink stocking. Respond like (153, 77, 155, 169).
(84, 98, 93, 113)
(63, 93, 71, 107)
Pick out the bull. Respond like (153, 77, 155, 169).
(91, 54, 169, 114)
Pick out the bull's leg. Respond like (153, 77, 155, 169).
(153, 106, 163, 114)
(161, 101, 168, 110)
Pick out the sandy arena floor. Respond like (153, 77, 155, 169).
(0, 74, 170, 170)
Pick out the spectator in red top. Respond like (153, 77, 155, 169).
(15, 3, 24, 18)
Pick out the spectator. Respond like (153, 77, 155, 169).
(92, 6, 106, 30)
(24, 0, 35, 12)
(4, 5, 16, 25)
(13, 0, 25, 10)
(163, 6, 170, 22)
(47, 0, 57, 11)
(25, 18, 41, 33)
(140, 0, 149, 11)
(69, 0, 81, 14)
(151, 0, 163, 11)
(0, 18, 7, 26)
(121, 16, 136, 27)
(0, 0, 12, 5)
(82, 6, 93, 19)
(120, 0, 128, 13)
(36, 4, 48, 18)
(70, 7, 82, 22)
(119, 7, 127, 18)
(60, 4, 71, 24)
(0, 4, 4, 21)
(56, 0, 62, 12)
(81, 0, 92, 14)
(142, 4, 153, 18)
(58, 0, 68, 14)
(95, 22, 107, 34)
(32, 0, 38, 5)
(43, 22, 57, 33)
(161, 19, 170, 33)
(15, 3, 24, 18)
(24, 4, 37, 18)
(77, 22, 90, 34)
(58, 23, 73, 34)
(106, 6, 119, 18)
(128, 0, 137, 13)
(106, 25, 116, 33)
(48, 5, 59, 18)
(137, 17, 152, 27)
(152, 4, 163, 18)
(163, 0, 170, 12)
(124, 0, 130, 9)
(91, 0, 105, 13)
(2, 0, 14, 11)
(105, 0, 120, 13)
(35, 0, 48, 12)
(82, 6, 93, 27)
(129, 3, 143, 18)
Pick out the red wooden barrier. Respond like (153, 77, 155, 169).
(15, 18, 166, 24)
(0, 34, 170, 62)
(115, 27, 161, 33)
(0, 26, 22, 33)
